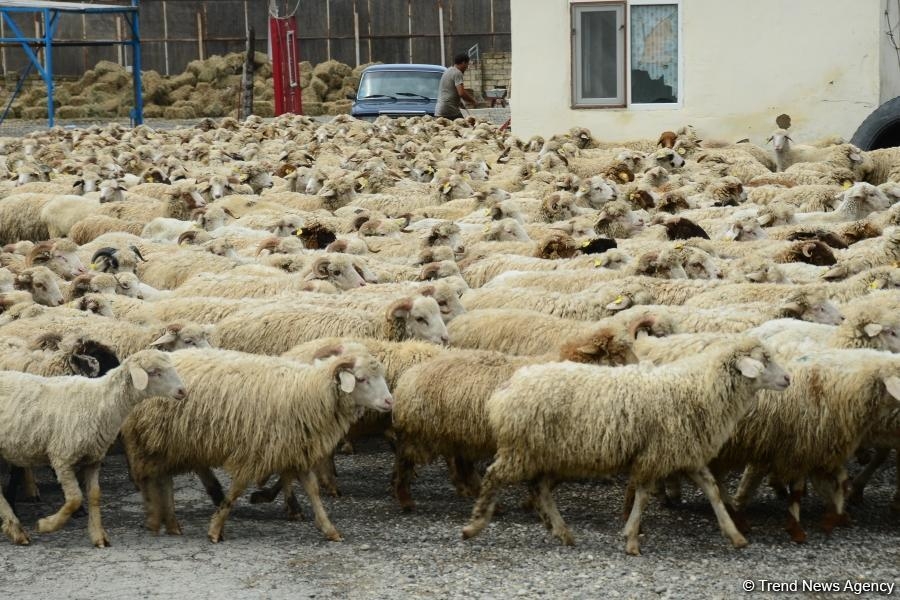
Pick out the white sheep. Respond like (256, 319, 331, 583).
(0, 349, 185, 546)
(461, 338, 790, 554)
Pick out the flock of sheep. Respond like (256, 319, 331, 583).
(0, 113, 898, 556)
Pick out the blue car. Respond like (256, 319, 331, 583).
(351, 64, 446, 120)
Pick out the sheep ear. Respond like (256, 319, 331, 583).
(821, 265, 847, 280)
(605, 295, 632, 312)
(766, 136, 774, 144)
(150, 330, 178, 346)
(338, 370, 356, 393)
(389, 298, 414, 319)
(780, 301, 803, 316)
(736, 356, 763, 379)
(757, 214, 773, 226)
(129, 365, 149, 390)
(863, 323, 884, 338)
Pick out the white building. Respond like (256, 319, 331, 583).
(510, 0, 900, 147)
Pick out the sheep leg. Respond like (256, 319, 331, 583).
(622, 479, 636, 520)
(299, 470, 342, 542)
(195, 468, 225, 507)
(249, 476, 282, 504)
(279, 474, 304, 521)
(139, 477, 164, 534)
(733, 464, 767, 511)
(160, 476, 182, 535)
(462, 457, 512, 540)
(207, 476, 250, 544)
(447, 456, 481, 498)
(391, 447, 418, 512)
(688, 467, 748, 549)
(535, 477, 574, 546)
(815, 469, 850, 534)
(82, 462, 109, 548)
(622, 482, 650, 556)
(785, 479, 807, 544)
(849, 448, 890, 505)
(37, 464, 82, 534)
(663, 475, 682, 507)
(20, 468, 40, 502)
(313, 455, 340, 498)
(0, 487, 29, 545)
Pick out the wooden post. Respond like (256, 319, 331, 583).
(325, 0, 332, 61)
(438, 0, 445, 66)
(162, 1, 170, 75)
(366, 0, 373, 63)
(197, 10, 204, 61)
(240, 27, 255, 120)
(407, 0, 412, 63)
(116, 16, 123, 66)
(1, 17, 8, 76)
(354, 8, 361, 67)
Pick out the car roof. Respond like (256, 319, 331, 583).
(362, 64, 446, 74)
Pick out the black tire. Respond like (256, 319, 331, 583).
(851, 96, 900, 150)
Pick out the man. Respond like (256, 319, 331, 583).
(435, 53, 477, 120)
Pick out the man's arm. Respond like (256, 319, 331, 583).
(456, 83, 477, 108)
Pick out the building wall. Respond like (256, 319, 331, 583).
(511, 0, 884, 144)
(880, 0, 900, 104)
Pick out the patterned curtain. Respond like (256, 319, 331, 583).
(631, 4, 678, 103)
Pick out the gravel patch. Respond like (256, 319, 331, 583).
(4, 438, 897, 599)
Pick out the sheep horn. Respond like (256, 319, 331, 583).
(129, 245, 147, 262)
(91, 248, 119, 272)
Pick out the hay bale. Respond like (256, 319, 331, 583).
(253, 51, 269, 67)
(169, 71, 196, 89)
(57, 105, 89, 119)
(169, 85, 194, 103)
(326, 84, 358, 102)
(325, 99, 352, 115)
(94, 60, 122, 76)
(143, 104, 164, 118)
(257, 62, 273, 79)
(313, 60, 352, 89)
(253, 100, 275, 118)
(21, 106, 47, 120)
(142, 70, 169, 105)
(301, 87, 320, 106)
(205, 101, 225, 118)
(222, 53, 245, 75)
(303, 101, 324, 117)
(87, 97, 121, 118)
(66, 95, 90, 107)
(308, 76, 327, 101)
(163, 105, 197, 120)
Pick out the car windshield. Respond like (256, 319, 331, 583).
(358, 70, 443, 100)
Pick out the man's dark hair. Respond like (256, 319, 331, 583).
(453, 53, 470, 65)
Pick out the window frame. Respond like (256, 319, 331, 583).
(571, 2, 627, 108)
(570, 0, 683, 110)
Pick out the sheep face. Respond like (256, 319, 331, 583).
(419, 283, 466, 323)
(838, 183, 892, 219)
(575, 176, 617, 209)
(98, 180, 126, 203)
(724, 218, 766, 242)
(734, 345, 791, 392)
(652, 148, 685, 170)
(427, 223, 465, 256)
(113, 272, 142, 298)
(682, 248, 723, 279)
(150, 323, 214, 351)
(306, 256, 366, 290)
(854, 319, 900, 353)
(615, 150, 645, 173)
(332, 354, 393, 412)
(390, 296, 449, 345)
(788, 297, 843, 325)
(125, 350, 186, 400)
(484, 219, 530, 242)
(768, 129, 792, 153)
(14, 267, 64, 306)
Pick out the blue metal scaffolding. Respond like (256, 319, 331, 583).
(0, 0, 142, 128)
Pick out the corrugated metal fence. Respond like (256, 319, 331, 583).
(0, 0, 510, 77)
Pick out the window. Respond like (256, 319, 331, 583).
(571, 1, 680, 108)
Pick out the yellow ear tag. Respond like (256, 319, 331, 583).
(145, 175, 153, 182)
(295, 228, 303, 236)
(674, 243, 684, 250)
(483, 225, 491, 233)
(239, 174, 249, 182)
(842, 180, 852, 189)
(49, 173, 56, 179)
(425, 166, 434, 173)
(618, 172, 629, 182)
(677, 148, 686, 155)
(892, 261, 900, 268)
(582, 240, 590, 248)
(441, 184, 451, 193)
(358, 177, 368, 187)
(483, 209, 490, 216)
(629, 192, 637, 200)
(593, 258, 603, 268)
(869, 281, 880, 289)
(613, 295, 625, 304)
(89, 263, 97, 270)
(286, 166, 296, 174)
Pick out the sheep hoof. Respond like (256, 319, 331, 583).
(786, 521, 807, 544)
(730, 534, 748, 549)
(165, 522, 183, 536)
(625, 540, 641, 556)
(3, 522, 30, 545)
(36, 517, 57, 534)
(555, 530, 575, 546)
(208, 530, 224, 544)
(324, 529, 343, 542)
(92, 530, 111, 548)
(461, 524, 481, 540)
